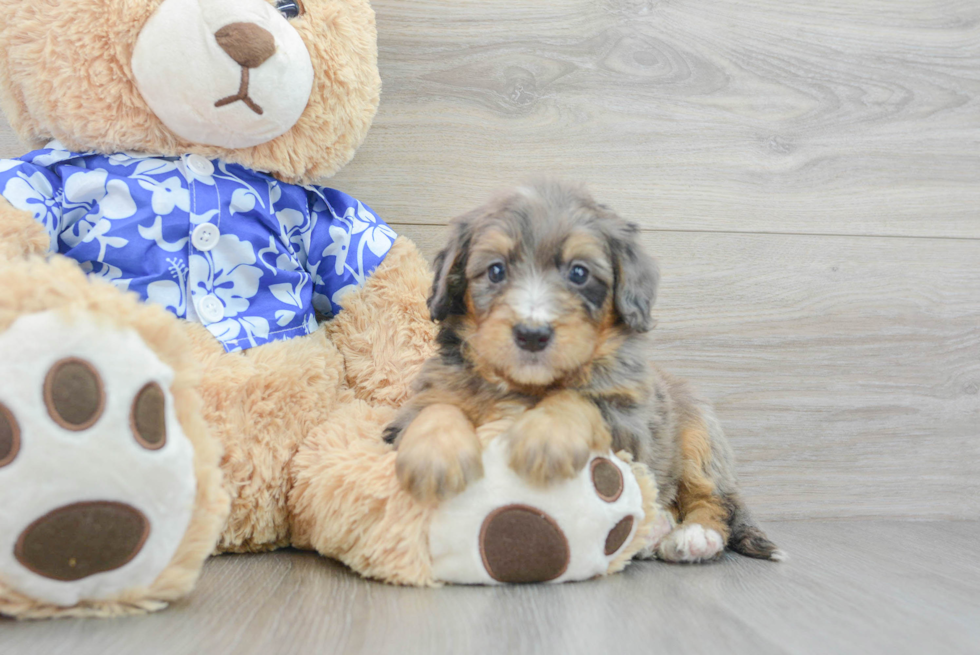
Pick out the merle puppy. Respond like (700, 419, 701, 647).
(384, 180, 782, 563)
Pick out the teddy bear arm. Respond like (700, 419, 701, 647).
(0, 195, 50, 260)
(325, 236, 438, 407)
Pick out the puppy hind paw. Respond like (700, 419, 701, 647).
(657, 523, 726, 563)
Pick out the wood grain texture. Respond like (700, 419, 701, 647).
(324, 0, 980, 239)
(1, 522, 978, 655)
(397, 224, 980, 521)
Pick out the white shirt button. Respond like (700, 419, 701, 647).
(186, 154, 215, 177)
(191, 223, 220, 251)
(197, 294, 224, 324)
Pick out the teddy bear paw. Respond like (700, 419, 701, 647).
(429, 440, 646, 584)
(0, 311, 197, 607)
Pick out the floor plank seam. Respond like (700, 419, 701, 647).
(385, 222, 980, 242)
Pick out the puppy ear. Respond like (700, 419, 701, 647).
(607, 219, 659, 332)
(428, 215, 474, 322)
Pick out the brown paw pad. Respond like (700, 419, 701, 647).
(591, 457, 624, 502)
(604, 515, 635, 556)
(0, 403, 20, 467)
(44, 358, 105, 431)
(479, 505, 570, 583)
(131, 382, 167, 450)
(14, 501, 150, 582)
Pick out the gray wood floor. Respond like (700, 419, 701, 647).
(1, 521, 978, 655)
(0, 0, 977, 650)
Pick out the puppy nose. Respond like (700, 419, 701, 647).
(215, 22, 276, 69)
(513, 324, 554, 353)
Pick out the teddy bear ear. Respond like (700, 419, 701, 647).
(0, 0, 380, 184)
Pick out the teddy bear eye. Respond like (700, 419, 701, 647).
(275, 0, 303, 19)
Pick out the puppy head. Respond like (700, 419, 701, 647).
(430, 181, 659, 388)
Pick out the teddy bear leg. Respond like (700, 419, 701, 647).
(325, 236, 437, 407)
(0, 258, 228, 618)
(184, 324, 348, 554)
(288, 398, 438, 586)
(285, 236, 441, 583)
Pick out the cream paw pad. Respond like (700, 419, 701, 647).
(429, 437, 651, 584)
(0, 311, 196, 607)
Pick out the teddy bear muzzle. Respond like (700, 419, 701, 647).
(214, 22, 277, 115)
(132, 0, 315, 149)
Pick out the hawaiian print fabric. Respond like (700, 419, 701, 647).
(0, 142, 395, 352)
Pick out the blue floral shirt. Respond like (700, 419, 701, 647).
(0, 142, 395, 352)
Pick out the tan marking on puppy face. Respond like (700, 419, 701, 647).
(467, 230, 515, 268)
(561, 231, 612, 280)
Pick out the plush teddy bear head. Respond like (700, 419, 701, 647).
(0, 0, 379, 184)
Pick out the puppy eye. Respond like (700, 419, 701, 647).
(275, 0, 303, 18)
(487, 263, 507, 284)
(568, 264, 590, 285)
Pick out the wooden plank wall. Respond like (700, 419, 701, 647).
(0, 0, 977, 520)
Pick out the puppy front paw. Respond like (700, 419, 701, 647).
(505, 393, 611, 486)
(394, 404, 483, 503)
(506, 413, 590, 485)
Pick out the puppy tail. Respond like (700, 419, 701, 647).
(725, 494, 787, 562)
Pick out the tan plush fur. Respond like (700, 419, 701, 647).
(607, 452, 660, 575)
(0, 196, 48, 260)
(289, 398, 438, 586)
(192, 237, 433, 554)
(189, 322, 346, 553)
(0, 0, 379, 184)
(326, 237, 438, 407)
(0, 257, 229, 619)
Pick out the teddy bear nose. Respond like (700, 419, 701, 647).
(215, 22, 277, 69)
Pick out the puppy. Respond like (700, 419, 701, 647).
(384, 180, 782, 563)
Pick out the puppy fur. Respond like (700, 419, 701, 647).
(385, 180, 780, 562)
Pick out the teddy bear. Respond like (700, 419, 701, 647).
(0, 0, 661, 619)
